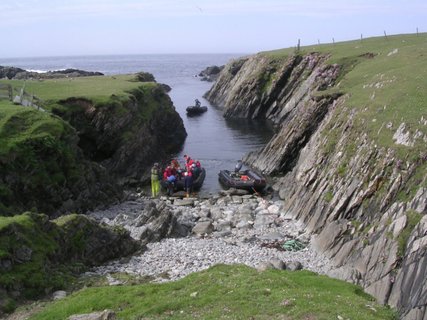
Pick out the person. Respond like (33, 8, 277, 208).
(171, 158, 180, 170)
(195, 99, 201, 107)
(192, 162, 201, 179)
(184, 171, 193, 197)
(151, 162, 161, 197)
(166, 174, 176, 196)
(186, 157, 194, 171)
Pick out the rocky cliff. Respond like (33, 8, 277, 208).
(205, 35, 427, 319)
(0, 73, 187, 216)
(52, 82, 186, 186)
(0, 212, 139, 315)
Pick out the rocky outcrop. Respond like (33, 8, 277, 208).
(0, 66, 103, 79)
(0, 212, 139, 315)
(205, 50, 427, 318)
(205, 53, 339, 125)
(198, 65, 224, 82)
(0, 107, 121, 217)
(52, 82, 186, 186)
(0, 73, 186, 216)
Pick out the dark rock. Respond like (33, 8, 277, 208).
(0, 66, 104, 80)
(135, 71, 155, 82)
(198, 65, 224, 82)
(57, 214, 140, 266)
(286, 261, 303, 271)
(0, 66, 26, 79)
(14, 246, 32, 263)
(160, 83, 172, 92)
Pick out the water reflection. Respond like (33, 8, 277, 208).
(169, 87, 274, 193)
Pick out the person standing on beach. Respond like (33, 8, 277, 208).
(151, 162, 161, 197)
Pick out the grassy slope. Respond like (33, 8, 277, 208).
(264, 33, 427, 156)
(29, 264, 396, 320)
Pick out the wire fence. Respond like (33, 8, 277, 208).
(295, 28, 423, 50)
(0, 83, 12, 101)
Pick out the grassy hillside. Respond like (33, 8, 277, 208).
(264, 33, 427, 156)
(28, 264, 396, 320)
(264, 33, 427, 198)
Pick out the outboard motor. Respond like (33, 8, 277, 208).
(234, 160, 243, 173)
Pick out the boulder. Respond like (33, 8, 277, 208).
(68, 310, 116, 320)
(192, 221, 214, 235)
(286, 261, 303, 271)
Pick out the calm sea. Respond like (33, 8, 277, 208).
(0, 54, 274, 193)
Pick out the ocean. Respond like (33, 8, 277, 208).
(0, 54, 274, 193)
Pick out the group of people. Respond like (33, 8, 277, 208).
(151, 155, 202, 197)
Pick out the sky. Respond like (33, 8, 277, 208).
(0, 0, 426, 58)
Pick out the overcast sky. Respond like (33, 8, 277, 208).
(1, 0, 426, 58)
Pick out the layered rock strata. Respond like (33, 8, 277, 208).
(205, 52, 426, 319)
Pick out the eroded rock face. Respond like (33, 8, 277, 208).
(205, 51, 427, 319)
(0, 212, 139, 316)
(53, 83, 187, 186)
(205, 53, 338, 124)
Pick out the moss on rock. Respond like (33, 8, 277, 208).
(0, 212, 139, 315)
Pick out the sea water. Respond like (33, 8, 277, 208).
(0, 54, 274, 193)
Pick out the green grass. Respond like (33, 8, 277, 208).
(263, 33, 427, 158)
(29, 264, 397, 320)
(0, 75, 145, 107)
(0, 104, 69, 155)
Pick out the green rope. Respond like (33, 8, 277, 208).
(282, 239, 306, 252)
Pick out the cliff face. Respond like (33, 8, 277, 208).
(205, 39, 427, 319)
(53, 84, 187, 185)
(205, 53, 338, 125)
(1, 78, 186, 216)
(0, 105, 121, 217)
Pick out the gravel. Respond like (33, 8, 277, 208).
(88, 205, 335, 283)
